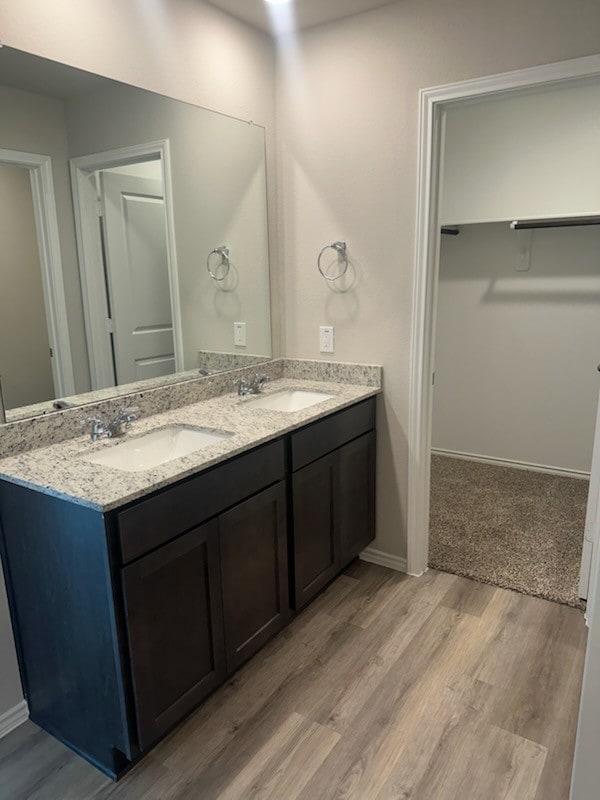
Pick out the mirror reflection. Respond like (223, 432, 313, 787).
(0, 48, 272, 421)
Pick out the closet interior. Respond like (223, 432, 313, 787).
(429, 81, 600, 606)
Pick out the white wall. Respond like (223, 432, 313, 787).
(277, 0, 600, 559)
(0, 0, 276, 727)
(440, 81, 600, 225)
(432, 223, 600, 473)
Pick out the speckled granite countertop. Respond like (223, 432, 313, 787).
(0, 377, 380, 512)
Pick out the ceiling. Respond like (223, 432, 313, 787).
(206, 0, 398, 35)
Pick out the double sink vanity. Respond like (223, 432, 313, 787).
(0, 361, 380, 779)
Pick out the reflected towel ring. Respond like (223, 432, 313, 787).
(207, 246, 230, 281)
(318, 241, 348, 281)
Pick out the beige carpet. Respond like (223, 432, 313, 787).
(429, 454, 588, 608)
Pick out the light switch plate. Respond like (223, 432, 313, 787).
(234, 322, 247, 347)
(320, 326, 334, 353)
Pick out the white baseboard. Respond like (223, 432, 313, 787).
(432, 448, 590, 480)
(0, 700, 28, 739)
(360, 546, 407, 573)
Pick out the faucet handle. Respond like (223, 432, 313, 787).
(118, 406, 139, 427)
(81, 416, 103, 427)
(81, 417, 107, 441)
(234, 377, 250, 396)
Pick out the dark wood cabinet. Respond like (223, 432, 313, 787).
(0, 396, 376, 779)
(338, 431, 376, 564)
(122, 520, 226, 750)
(292, 452, 339, 609)
(291, 402, 376, 609)
(219, 482, 289, 672)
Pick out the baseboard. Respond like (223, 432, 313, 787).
(360, 546, 407, 573)
(0, 700, 29, 739)
(432, 448, 590, 480)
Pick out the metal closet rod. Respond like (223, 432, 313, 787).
(441, 226, 460, 236)
(511, 215, 600, 230)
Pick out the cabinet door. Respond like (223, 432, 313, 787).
(122, 520, 225, 750)
(338, 431, 376, 565)
(219, 482, 289, 673)
(292, 452, 339, 610)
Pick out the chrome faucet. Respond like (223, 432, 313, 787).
(0, 375, 5, 424)
(234, 373, 272, 397)
(82, 406, 139, 442)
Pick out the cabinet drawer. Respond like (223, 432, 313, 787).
(290, 397, 375, 471)
(118, 439, 285, 564)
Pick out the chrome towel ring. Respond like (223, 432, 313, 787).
(207, 246, 230, 281)
(318, 241, 348, 281)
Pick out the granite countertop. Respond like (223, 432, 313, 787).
(0, 377, 380, 512)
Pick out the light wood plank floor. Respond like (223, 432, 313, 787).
(0, 563, 587, 800)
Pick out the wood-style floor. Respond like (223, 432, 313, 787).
(0, 562, 587, 800)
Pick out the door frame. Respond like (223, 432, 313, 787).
(407, 54, 600, 576)
(0, 148, 75, 398)
(70, 140, 183, 389)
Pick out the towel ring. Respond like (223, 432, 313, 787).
(318, 241, 348, 281)
(207, 246, 230, 281)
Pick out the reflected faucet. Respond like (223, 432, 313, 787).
(0, 376, 5, 424)
(234, 373, 272, 397)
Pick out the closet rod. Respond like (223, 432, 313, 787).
(441, 226, 460, 236)
(511, 215, 600, 230)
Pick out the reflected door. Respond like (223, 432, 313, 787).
(100, 172, 175, 385)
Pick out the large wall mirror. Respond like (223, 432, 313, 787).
(0, 47, 272, 422)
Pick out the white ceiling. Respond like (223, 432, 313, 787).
(206, 0, 398, 35)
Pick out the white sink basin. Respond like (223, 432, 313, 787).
(246, 389, 334, 412)
(83, 425, 232, 472)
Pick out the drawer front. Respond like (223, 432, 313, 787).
(118, 439, 285, 564)
(291, 397, 375, 472)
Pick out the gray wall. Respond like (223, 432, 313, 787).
(276, 0, 600, 561)
(0, 86, 90, 394)
(433, 223, 600, 473)
(0, 577, 22, 723)
(0, 163, 54, 408)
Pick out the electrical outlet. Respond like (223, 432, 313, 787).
(234, 322, 247, 347)
(320, 326, 334, 354)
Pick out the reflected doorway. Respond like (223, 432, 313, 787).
(0, 149, 74, 409)
(71, 142, 183, 391)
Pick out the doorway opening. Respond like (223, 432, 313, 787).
(429, 220, 598, 607)
(408, 55, 600, 609)
(0, 148, 74, 408)
(70, 141, 183, 391)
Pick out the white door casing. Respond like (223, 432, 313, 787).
(408, 54, 600, 577)
(100, 172, 175, 384)
(580, 388, 600, 601)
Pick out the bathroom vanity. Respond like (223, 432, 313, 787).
(0, 379, 378, 778)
